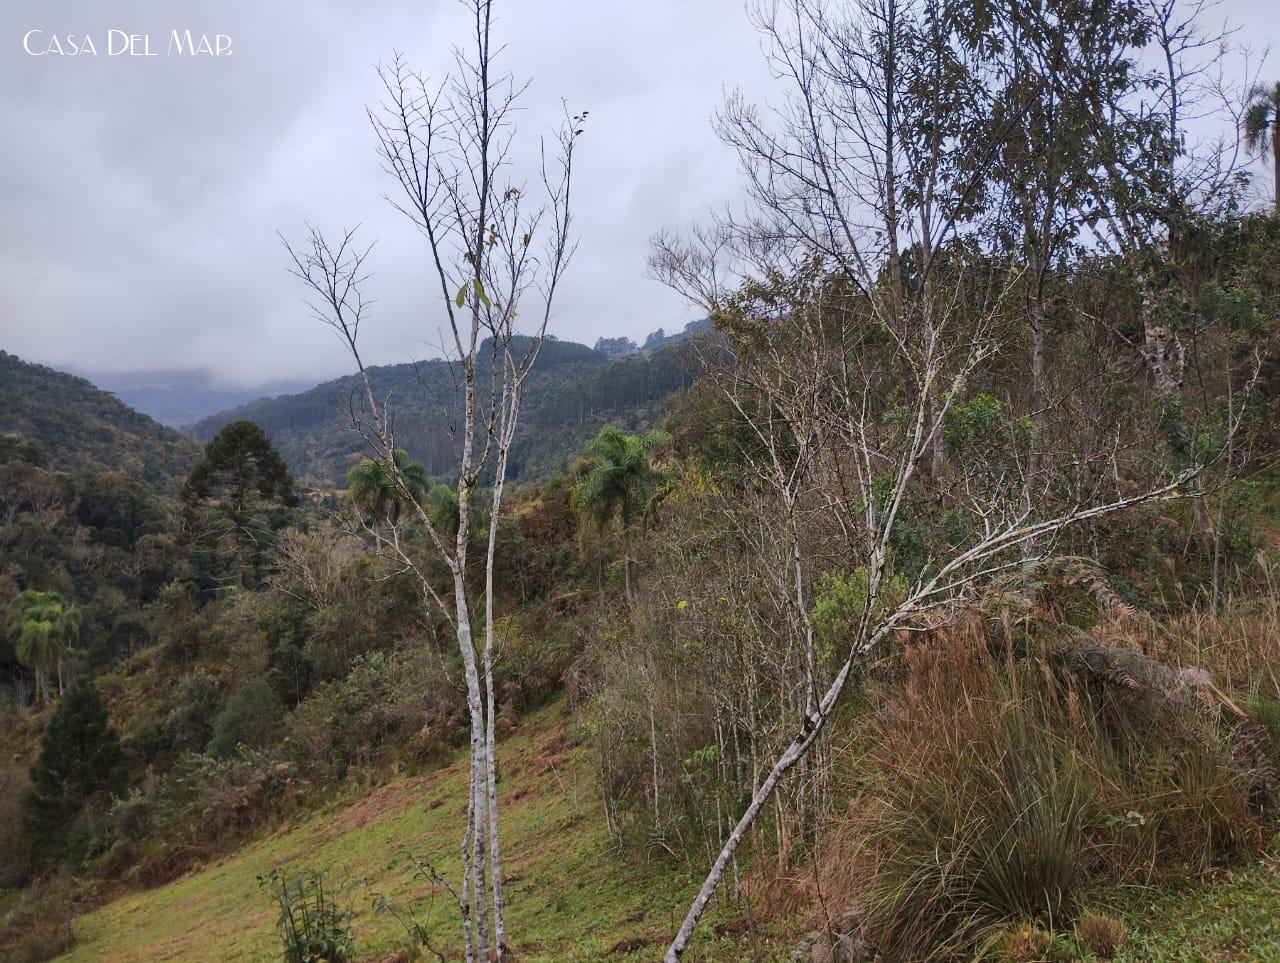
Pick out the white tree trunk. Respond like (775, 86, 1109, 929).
(1141, 282, 1185, 399)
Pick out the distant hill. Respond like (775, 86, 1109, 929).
(594, 318, 713, 358)
(0, 351, 196, 488)
(71, 368, 314, 428)
(188, 337, 704, 488)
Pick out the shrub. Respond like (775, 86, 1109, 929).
(163, 669, 221, 753)
(157, 750, 301, 844)
(105, 783, 158, 843)
(1, 922, 76, 963)
(285, 653, 395, 782)
(493, 615, 576, 711)
(259, 867, 355, 963)
(0, 765, 31, 887)
(0, 872, 80, 963)
(207, 679, 283, 758)
(832, 633, 1268, 960)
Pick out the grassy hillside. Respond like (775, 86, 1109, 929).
(48, 697, 1280, 963)
(0, 351, 195, 489)
(58, 701, 784, 963)
(186, 339, 702, 488)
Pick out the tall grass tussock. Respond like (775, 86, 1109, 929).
(820, 610, 1278, 961)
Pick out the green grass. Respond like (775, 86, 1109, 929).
(1112, 845, 1280, 962)
(56, 702, 785, 962)
(49, 696, 1280, 962)
(984, 844, 1280, 961)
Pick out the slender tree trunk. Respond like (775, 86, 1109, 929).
(664, 700, 835, 962)
(649, 696, 661, 828)
(1021, 259, 1049, 564)
(1140, 278, 1185, 401)
(460, 787, 476, 963)
(1273, 124, 1279, 213)
(623, 528, 633, 604)
(483, 392, 519, 961)
(454, 369, 491, 958)
(456, 589, 491, 960)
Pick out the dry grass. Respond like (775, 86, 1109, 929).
(1074, 911, 1127, 959)
(819, 616, 1276, 961)
(990, 922, 1071, 962)
(1094, 564, 1280, 698)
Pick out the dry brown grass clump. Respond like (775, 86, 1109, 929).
(1073, 911, 1127, 959)
(818, 617, 1276, 961)
(991, 922, 1071, 962)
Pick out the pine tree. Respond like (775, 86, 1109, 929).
(23, 682, 123, 864)
(182, 420, 299, 586)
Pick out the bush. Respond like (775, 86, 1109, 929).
(831, 634, 1269, 960)
(163, 669, 221, 753)
(285, 654, 394, 782)
(259, 867, 355, 963)
(207, 679, 283, 758)
(158, 750, 300, 843)
(0, 872, 80, 963)
(988, 922, 1070, 962)
(0, 765, 31, 887)
(1, 922, 76, 963)
(988, 923, 1073, 963)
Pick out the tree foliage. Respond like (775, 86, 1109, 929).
(182, 420, 298, 588)
(22, 683, 122, 864)
(183, 420, 298, 517)
(207, 678, 284, 759)
(571, 428, 668, 535)
(347, 450, 429, 525)
(7, 590, 80, 703)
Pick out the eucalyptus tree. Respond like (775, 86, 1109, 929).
(284, 2, 581, 956)
(1244, 81, 1280, 211)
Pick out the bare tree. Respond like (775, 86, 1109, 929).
(284, 3, 581, 957)
(648, 1, 1237, 957)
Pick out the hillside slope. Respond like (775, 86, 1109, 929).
(187, 339, 702, 488)
(52, 696, 1280, 963)
(58, 701, 783, 963)
(0, 351, 196, 488)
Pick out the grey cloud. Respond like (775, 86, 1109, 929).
(0, 0, 1275, 387)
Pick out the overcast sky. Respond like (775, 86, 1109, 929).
(1, 1, 1277, 388)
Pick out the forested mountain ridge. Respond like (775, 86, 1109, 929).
(187, 336, 703, 487)
(0, 351, 196, 489)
